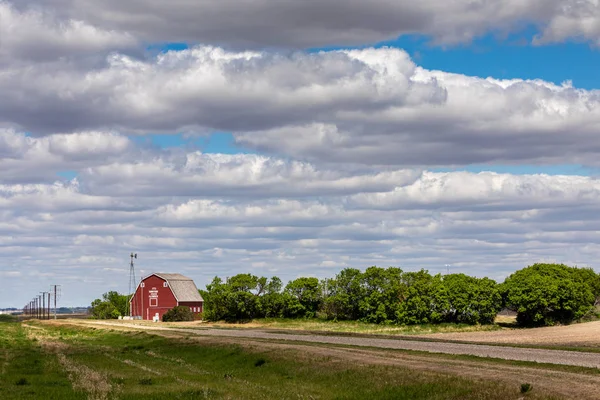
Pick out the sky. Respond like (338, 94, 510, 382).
(2, 0, 600, 307)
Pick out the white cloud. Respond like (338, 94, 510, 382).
(350, 171, 600, 210)
(2, 46, 600, 167)
(0, 130, 132, 183)
(3, 157, 600, 305)
(0, 46, 443, 135)
(12, 0, 600, 48)
(81, 152, 421, 197)
(3, 1, 600, 308)
(533, 1, 600, 46)
(0, 1, 136, 63)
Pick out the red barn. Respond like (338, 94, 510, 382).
(129, 273, 204, 321)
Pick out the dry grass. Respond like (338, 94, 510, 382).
(22, 322, 116, 400)
(56, 352, 115, 400)
(170, 318, 504, 335)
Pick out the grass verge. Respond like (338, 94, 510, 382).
(3, 320, 564, 399)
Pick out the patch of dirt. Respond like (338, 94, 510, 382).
(416, 321, 600, 347)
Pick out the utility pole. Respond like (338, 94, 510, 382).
(40, 293, 46, 320)
(51, 285, 61, 320)
(47, 292, 51, 320)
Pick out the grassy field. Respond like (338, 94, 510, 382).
(202, 318, 508, 335)
(0, 318, 562, 400)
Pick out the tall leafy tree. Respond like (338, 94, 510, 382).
(90, 291, 128, 319)
(284, 277, 322, 318)
(397, 270, 448, 324)
(502, 263, 596, 326)
(321, 268, 364, 320)
(358, 266, 404, 324)
(443, 274, 501, 324)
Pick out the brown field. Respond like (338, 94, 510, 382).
(414, 320, 600, 348)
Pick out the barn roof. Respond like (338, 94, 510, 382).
(150, 272, 204, 302)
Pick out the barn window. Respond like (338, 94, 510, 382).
(163, 282, 168, 287)
(150, 298, 158, 307)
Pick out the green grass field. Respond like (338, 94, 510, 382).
(0, 319, 559, 400)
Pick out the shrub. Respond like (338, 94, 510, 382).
(139, 378, 153, 385)
(162, 306, 194, 322)
(15, 378, 28, 386)
(520, 383, 532, 393)
(502, 263, 597, 326)
(254, 358, 266, 367)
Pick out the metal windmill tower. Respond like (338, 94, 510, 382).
(128, 253, 137, 317)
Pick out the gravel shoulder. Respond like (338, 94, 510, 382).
(67, 320, 600, 369)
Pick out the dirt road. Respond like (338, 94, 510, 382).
(74, 320, 600, 369)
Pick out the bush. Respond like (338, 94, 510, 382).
(443, 274, 502, 325)
(520, 383, 532, 393)
(162, 306, 194, 322)
(502, 263, 597, 326)
(254, 358, 266, 367)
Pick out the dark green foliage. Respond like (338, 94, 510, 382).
(502, 263, 598, 326)
(90, 291, 128, 319)
(201, 266, 508, 326)
(397, 270, 448, 325)
(359, 267, 404, 324)
(254, 358, 266, 367)
(520, 383, 532, 393)
(284, 277, 322, 318)
(0, 314, 18, 323)
(139, 378, 153, 385)
(322, 268, 363, 320)
(443, 274, 502, 325)
(162, 306, 194, 322)
(200, 263, 600, 327)
(15, 377, 29, 386)
(203, 275, 285, 321)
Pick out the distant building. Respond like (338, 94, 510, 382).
(129, 273, 204, 321)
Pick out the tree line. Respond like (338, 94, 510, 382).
(89, 263, 600, 326)
(201, 263, 600, 326)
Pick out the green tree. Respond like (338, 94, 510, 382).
(202, 274, 284, 321)
(284, 277, 322, 318)
(502, 263, 596, 326)
(321, 268, 364, 320)
(397, 270, 448, 324)
(258, 277, 286, 318)
(90, 291, 128, 319)
(443, 274, 501, 325)
(201, 277, 229, 321)
(358, 266, 404, 324)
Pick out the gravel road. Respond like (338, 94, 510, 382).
(83, 321, 600, 369)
